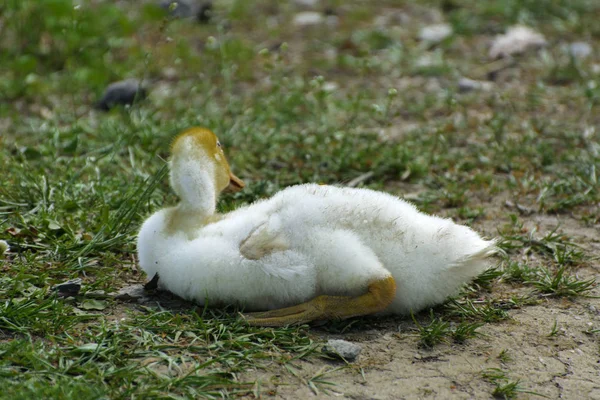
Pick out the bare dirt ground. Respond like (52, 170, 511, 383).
(231, 204, 600, 399)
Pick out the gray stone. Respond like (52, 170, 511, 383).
(322, 339, 362, 362)
(159, 0, 195, 18)
(114, 284, 147, 302)
(96, 79, 147, 111)
(569, 42, 592, 59)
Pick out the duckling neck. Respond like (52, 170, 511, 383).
(167, 204, 218, 239)
(171, 163, 218, 217)
(178, 194, 216, 217)
(168, 170, 220, 237)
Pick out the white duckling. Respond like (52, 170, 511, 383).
(137, 127, 496, 326)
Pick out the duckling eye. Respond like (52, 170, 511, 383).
(216, 141, 222, 148)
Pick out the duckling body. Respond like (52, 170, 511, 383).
(137, 128, 496, 326)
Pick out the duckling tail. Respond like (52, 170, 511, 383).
(450, 239, 498, 278)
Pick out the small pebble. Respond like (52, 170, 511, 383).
(458, 77, 493, 93)
(294, 0, 320, 7)
(418, 24, 453, 44)
(489, 25, 547, 59)
(85, 289, 107, 299)
(293, 11, 324, 26)
(322, 81, 338, 92)
(159, 0, 196, 18)
(0, 240, 9, 257)
(322, 339, 362, 362)
(96, 79, 147, 111)
(569, 42, 592, 59)
(161, 67, 178, 80)
(53, 278, 82, 297)
(414, 54, 437, 68)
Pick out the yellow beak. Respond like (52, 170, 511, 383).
(227, 171, 245, 192)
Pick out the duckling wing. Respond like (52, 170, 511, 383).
(240, 220, 289, 260)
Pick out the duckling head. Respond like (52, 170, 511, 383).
(169, 127, 244, 213)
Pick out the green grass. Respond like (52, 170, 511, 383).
(525, 265, 596, 296)
(446, 299, 511, 323)
(412, 311, 451, 348)
(548, 320, 561, 337)
(497, 349, 512, 363)
(451, 321, 484, 343)
(482, 368, 549, 399)
(1, 302, 316, 398)
(1, 0, 600, 397)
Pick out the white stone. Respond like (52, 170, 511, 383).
(161, 67, 178, 80)
(322, 81, 338, 92)
(415, 54, 436, 68)
(293, 11, 324, 26)
(489, 25, 547, 59)
(458, 77, 493, 92)
(419, 24, 453, 43)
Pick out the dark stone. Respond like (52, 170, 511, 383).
(95, 79, 147, 111)
(53, 278, 82, 297)
(323, 7, 336, 16)
(441, 0, 460, 13)
(197, 2, 213, 24)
